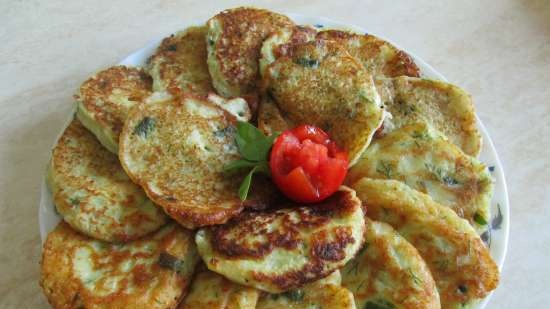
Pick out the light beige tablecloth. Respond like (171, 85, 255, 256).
(1, 1, 549, 308)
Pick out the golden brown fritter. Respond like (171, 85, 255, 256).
(352, 178, 499, 308)
(342, 218, 440, 309)
(46, 119, 166, 242)
(119, 93, 277, 229)
(75, 65, 152, 153)
(317, 30, 420, 78)
(206, 7, 294, 97)
(195, 187, 365, 293)
(375, 76, 482, 157)
(263, 39, 385, 165)
(40, 222, 199, 309)
(147, 26, 214, 96)
(347, 122, 493, 232)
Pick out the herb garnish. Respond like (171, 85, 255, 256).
(364, 298, 396, 309)
(282, 289, 305, 302)
(224, 122, 279, 200)
(376, 161, 394, 178)
(158, 252, 185, 274)
(295, 57, 320, 68)
(69, 197, 80, 207)
(424, 163, 460, 186)
(473, 212, 488, 225)
(134, 117, 156, 138)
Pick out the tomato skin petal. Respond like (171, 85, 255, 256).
(269, 125, 348, 203)
(280, 167, 319, 203)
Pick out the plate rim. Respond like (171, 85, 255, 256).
(38, 12, 509, 308)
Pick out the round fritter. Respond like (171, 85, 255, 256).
(178, 270, 259, 309)
(259, 25, 317, 78)
(75, 65, 153, 153)
(317, 30, 420, 78)
(195, 187, 365, 293)
(40, 222, 199, 309)
(46, 119, 167, 242)
(264, 39, 385, 166)
(342, 219, 440, 309)
(119, 93, 276, 229)
(206, 7, 294, 97)
(347, 122, 493, 232)
(352, 178, 499, 308)
(375, 76, 482, 157)
(147, 26, 214, 96)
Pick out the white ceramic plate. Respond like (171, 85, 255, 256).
(38, 13, 509, 308)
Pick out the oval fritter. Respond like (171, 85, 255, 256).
(147, 26, 214, 96)
(119, 93, 276, 229)
(46, 119, 166, 242)
(264, 39, 385, 165)
(351, 178, 499, 308)
(259, 25, 317, 78)
(195, 187, 365, 293)
(178, 269, 259, 309)
(40, 222, 199, 309)
(75, 65, 153, 153)
(206, 7, 294, 97)
(375, 76, 482, 157)
(342, 219, 440, 309)
(316, 30, 420, 78)
(347, 122, 493, 232)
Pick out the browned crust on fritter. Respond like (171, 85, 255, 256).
(210, 188, 360, 260)
(317, 30, 420, 78)
(40, 222, 196, 309)
(208, 7, 294, 95)
(76, 66, 152, 138)
(272, 26, 318, 59)
(147, 26, 214, 95)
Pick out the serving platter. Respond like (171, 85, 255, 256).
(38, 13, 509, 308)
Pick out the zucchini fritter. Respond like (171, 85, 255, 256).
(195, 187, 365, 293)
(347, 122, 493, 231)
(206, 7, 294, 97)
(46, 119, 166, 242)
(264, 39, 385, 165)
(147, 26, 214, 96)
(375, 76, 482, 157)
(119, 93, 275, 229)
(75, 65, 152, 153)
(40, 222, 198, 309)
(352, 178, 499, 308)
(317, 30, 420, 78)
(342, 219, 440, 309)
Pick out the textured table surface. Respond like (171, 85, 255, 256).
(1, 0, 549, 308)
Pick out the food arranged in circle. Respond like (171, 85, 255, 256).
(40, 7, 501, 309)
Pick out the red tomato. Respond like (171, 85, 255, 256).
(270, 125, 349, 203)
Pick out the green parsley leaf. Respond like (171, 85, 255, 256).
(473, 212, 488, 225)
(364, 299, 396, 309)
(226, 121, 279, 201)
(238, 165, 258, 201)
(223, 159, 258, 173)
(235, 122, 279, 161)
